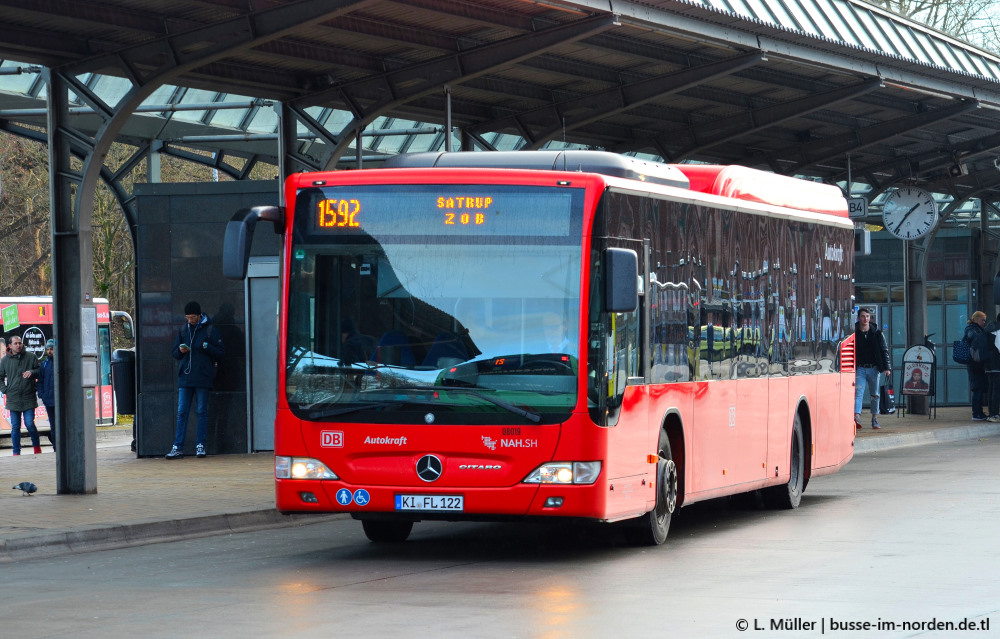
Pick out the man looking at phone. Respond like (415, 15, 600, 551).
(166, 301, 225, 459)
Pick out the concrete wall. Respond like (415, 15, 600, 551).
(133, 181, 280, 457)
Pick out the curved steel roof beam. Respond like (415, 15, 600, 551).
(774, 99, 981, 174)
(305, 12, 620, 169)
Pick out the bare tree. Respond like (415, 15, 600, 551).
(0, 131, 277, 324)
(0, 134, 51, 295)
(862, 0, 1000, 53)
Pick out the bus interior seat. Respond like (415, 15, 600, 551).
(423, 332, 469, 368)
(374, 330, 417, 366)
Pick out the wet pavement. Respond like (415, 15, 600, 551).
(1, 406, 996, 562)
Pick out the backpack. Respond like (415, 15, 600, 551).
(953, 338, 970, 364)
(970, 330, 994, 364)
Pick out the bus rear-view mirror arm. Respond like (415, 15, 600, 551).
(605, 247, 638, 313)
(223, 206, 284, 280)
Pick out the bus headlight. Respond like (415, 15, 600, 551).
(275, 456, 339, 480)
(522, 462, 601, 485)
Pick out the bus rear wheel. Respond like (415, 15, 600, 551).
(763, 412, 805, 509)
(361, 519, 413, 543)
(623, 431, 677, 546)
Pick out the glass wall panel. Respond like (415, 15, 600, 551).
(890, 304, 906, 346)
(944, 283, 968, 301)
(857, 284, 887, 303)
(946, 368, 968, 404)
(926, 302, 943, 346)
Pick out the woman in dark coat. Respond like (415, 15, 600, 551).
(964, 311, 988, 421)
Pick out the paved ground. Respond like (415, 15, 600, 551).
(1, 406, 996, 563)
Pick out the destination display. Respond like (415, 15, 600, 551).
(304, 185, 577, 238)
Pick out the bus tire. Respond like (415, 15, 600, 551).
(623, 430, 677, 546)
(764, 412, 804, 509)
(361, 519, 413, 543)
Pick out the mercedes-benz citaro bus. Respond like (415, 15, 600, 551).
(224, 151, 856, 545)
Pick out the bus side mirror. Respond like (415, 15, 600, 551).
(223, 206, 284, 280)
(605, 247, 638, 313)
(111, 311, 135, 341)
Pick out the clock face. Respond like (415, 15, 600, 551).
(882, 186, 938, 240)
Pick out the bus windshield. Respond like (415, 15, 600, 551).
(285, 183, 585, 425)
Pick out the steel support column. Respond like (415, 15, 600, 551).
(904, 240, 928, 415)
(45, 69, 96, 493)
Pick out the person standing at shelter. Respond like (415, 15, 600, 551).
(964, 311, 989, 421)
(0, 336, 41, 455)
(166, 301, 224, 459)
(854, 308, 890, 430)
(981, 313, 1000, 422)
(36, 338, 56, 451)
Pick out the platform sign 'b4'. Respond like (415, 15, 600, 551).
(847, 197, 868, 220)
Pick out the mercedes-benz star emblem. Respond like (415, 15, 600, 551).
(416, 454, 443, 482)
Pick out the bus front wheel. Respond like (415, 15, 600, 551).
(764, 412, 805, 509)
(623, 430, 677, 546)
(361, 519, 413, 543)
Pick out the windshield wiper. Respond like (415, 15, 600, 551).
(441, 388, 541, 423)
(326, 384, 543, 423)
(308, 402, 403, 419)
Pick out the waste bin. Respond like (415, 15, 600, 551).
(111, 348, 136, 415)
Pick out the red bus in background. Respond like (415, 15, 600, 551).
(224, 150, 856, 545)
(0, 297, 116, 438)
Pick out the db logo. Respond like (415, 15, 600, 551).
(321, 431, 344, 447)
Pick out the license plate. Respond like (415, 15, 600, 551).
(395, 494, 464, 512)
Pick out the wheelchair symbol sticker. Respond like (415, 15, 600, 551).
(353, 489, 371, 506)
(336, 488, 353, 506)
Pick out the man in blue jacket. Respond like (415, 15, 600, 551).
(36, 339, 56, 452)
(166, 301, 225, 459)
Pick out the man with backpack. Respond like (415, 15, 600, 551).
(964, 311, 989, 421)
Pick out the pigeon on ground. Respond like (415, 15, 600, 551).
(12, 481, 37, 496)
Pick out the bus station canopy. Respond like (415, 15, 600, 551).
(0, 0, 999, 222)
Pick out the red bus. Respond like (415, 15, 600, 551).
(225, 151, 856, 545)
(0, 296, 117, 436)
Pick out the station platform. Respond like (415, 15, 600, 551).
(1, 407, 996, 562)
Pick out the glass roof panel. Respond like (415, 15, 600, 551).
(488, 132, 524, 151)
(796, 0, 842, 40)
(951, 48, 983, 76)
(811, 0, 855, 43)
(321, 109, 355, 136)
(716, 0, 756, 21)
(246, 105, 277, 134)
(832, 2, 879, 50)
(207, 93, 256, 129)
(894, 23, 931, 63)
(141, 84, 179, 107)
(91, 75, 132, 107)
(780, 0, 820, 36)
(857, 11, 902, 57)
(743, 0, 781, 27)
(172, 88, 218, 123)
(760, 0, 797, 28)
(401, 131, 440, 153)
(932, 38, 965, 70)
(912, 32, 948, 68)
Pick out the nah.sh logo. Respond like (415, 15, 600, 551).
(321, 431, 344, 447)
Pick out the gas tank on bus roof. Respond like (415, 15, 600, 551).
(673, 164, 849, 217)
(382, 150, 690, 190)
